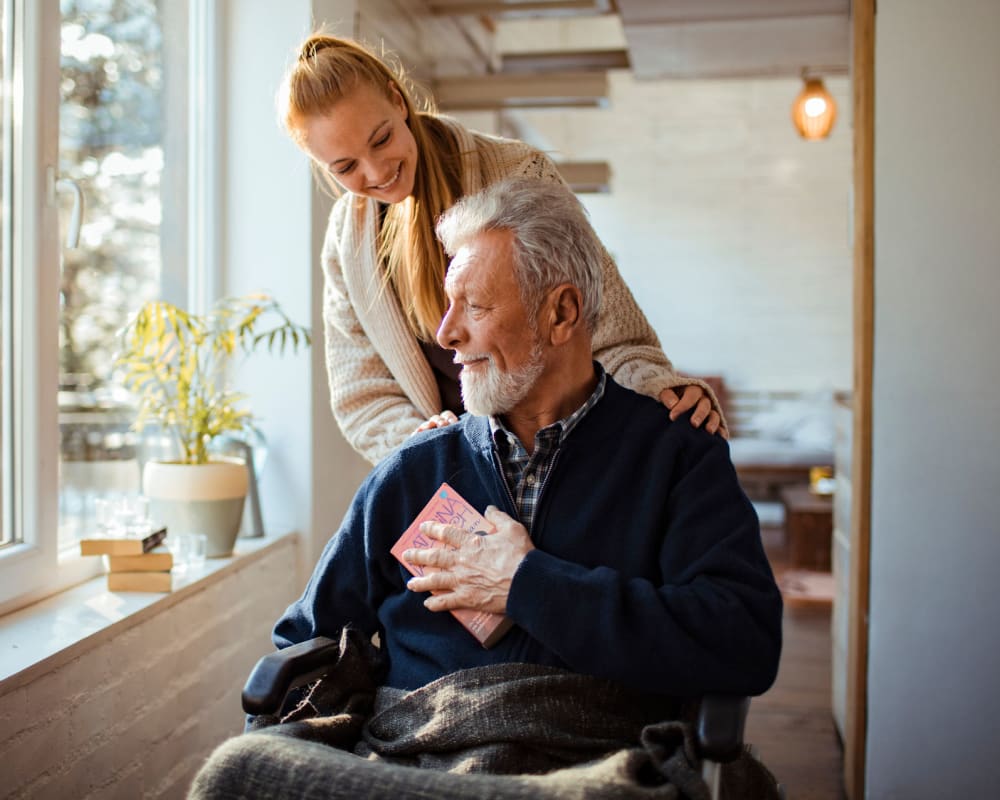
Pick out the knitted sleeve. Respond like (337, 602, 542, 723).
(321, 197, 428, 465)
(507, 148, 725, 428)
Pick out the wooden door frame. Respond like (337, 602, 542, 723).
(846, 0, 874, 797)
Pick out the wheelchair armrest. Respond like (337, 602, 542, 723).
(241, 636, 340, 716)
(695, 694, 751, 763)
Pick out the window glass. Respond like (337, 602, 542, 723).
(57, 0, 174, 547)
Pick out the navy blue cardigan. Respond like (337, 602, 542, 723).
(274, 378, 782, 697)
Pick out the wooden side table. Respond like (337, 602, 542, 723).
(780, 485, 834, 571)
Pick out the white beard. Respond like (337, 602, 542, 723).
(458, 343, 545, 417)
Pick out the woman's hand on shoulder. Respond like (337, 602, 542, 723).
(413, 410, 460, 435)
(659, 386, 728, 439)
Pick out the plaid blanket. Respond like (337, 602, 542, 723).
(191, 629, 779, 799)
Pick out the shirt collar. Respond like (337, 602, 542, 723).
(489, 363, 606, 450)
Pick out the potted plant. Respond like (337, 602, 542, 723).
(115, 293, 310, 556)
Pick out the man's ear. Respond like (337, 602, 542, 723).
(542, 284, 583, 346)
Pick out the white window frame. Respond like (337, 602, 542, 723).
(0, 0, 64, 611)
(0, 0, 221, 613)
(187, 0, 221, 314)
(0, 0, 13, 551)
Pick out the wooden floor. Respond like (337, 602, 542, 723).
(745, 528, 846, 799)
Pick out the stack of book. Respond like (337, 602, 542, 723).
(80, 527, 174, 592)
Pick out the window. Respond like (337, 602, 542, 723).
(57, 0, 172, 548)
(1, 0, 10, 550)
(0, 0, 63, 607)
(1, 0, 214, 610)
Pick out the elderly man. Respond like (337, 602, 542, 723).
(190, 178, 782, 799)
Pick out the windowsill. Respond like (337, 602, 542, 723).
(0, 531, 297, 694)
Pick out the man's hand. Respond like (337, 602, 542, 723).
(403, 506, 534, 615)
(659, 385, 728, 439)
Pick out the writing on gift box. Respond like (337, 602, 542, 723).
(391, 483, 511, 648)
(398, 487, 488, 576)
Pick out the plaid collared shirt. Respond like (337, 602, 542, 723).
(490, 366, 607, 532)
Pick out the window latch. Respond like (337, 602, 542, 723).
(46, 167, 85, 249)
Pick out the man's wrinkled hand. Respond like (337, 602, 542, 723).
(403, 506, 534, 615)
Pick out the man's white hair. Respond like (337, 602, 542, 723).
(435, 177, 604, 332)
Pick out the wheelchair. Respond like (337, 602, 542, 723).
(240, 636, 756, 800)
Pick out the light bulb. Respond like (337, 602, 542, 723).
(804, 97, 827, 117)
(791, 76, 838, 140)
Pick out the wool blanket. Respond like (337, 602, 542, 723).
(192, 630, 779, 799)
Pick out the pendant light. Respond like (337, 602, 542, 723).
(791, 73, 837, 140)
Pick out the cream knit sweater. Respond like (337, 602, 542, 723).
(321, 119, 718, 465)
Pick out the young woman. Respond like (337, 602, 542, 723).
(278, 33, 725, 465)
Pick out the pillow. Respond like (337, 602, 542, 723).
(749, 390, 835, 451)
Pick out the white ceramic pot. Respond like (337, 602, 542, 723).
(142, 458, 249, 557)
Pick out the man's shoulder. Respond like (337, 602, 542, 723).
(353, 417, 493, 533)
(599, 378, 726, 456)
(600, 377, 671, 428)
(369, 415, 487, 480)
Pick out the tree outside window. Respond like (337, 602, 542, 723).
(57, 0, 179, 546)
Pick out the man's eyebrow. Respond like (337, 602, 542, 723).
(329, 120, 390, 167)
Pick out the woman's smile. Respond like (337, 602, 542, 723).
(370, 163, 402, 192)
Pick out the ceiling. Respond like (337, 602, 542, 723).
(615, 0, 851, 79)
(425, 0, 851, 192)
(430, 0, 851, 80)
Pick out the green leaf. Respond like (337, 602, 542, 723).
(113, 293, 310, 457)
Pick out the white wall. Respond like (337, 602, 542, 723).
(868, 1, 1000, 796)
(507, 72, 853, 394)
(221, 0, 314, 537)
(221, 0, 370, 571)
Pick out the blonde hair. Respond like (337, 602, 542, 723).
(278, 33, 462, 341)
